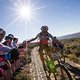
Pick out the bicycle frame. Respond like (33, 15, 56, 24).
(42, 50, 72, 80)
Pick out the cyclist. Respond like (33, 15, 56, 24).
(27, 25, 55, 64)
(0, 28, 12, 77)
(53, 36, 64, 52)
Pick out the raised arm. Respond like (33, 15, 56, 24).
(27, 33, 40, 42)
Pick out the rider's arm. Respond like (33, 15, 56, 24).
(48, 33, 54, 40)
(28, 33, 40, 42)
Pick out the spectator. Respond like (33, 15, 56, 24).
(13, 37, 18, 48)
(0, 28, 12, 77)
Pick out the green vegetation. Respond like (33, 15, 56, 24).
(61, 38, 80, 64)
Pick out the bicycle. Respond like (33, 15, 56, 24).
(41, 47, 73, 80)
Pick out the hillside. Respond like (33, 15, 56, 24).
(58, 32, 80, 40)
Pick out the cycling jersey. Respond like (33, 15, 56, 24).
(36, 32, 54, 44)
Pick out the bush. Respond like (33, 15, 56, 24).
(75, 46, 80, 57)
(14, 72, 30, 80)
(65, 47, 71, 54)
(70, 45, 77, 49)
(69, 55, 79, 63)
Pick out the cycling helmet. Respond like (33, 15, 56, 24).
(5, 34, 14, 40)
(41, 25, 48, 30)
(0, 28, 6, 36)
(8, 34, 14, 39)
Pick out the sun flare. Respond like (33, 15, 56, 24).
(16, 5, 32, 20)
(5, 0, 46, 29)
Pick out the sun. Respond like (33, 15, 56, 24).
(19, 6, 31, 18)
(5, 0, 46, 30)
(12, 0, 46, 21)
(16, 4, 33, 20)
(13, 2, 33, 21)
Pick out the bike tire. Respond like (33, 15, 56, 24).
(53, 64, 73, 80)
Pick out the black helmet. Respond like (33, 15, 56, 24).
(0, 28, 6, 36)
(7, 34, 14, 39)
(5, 34, 14, 40)
(41, 25, 48, 30)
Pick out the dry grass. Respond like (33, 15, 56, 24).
(61, 38, 80, 64)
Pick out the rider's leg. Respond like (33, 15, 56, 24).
(45, 44, 53, 60)
(38, 44, 45, 64)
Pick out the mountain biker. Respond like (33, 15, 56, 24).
(27, 25, 55, 64)
(53, 36, 64, 53)
(0, 28, 13, 77)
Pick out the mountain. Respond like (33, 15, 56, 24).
(58, 32, 80, 40)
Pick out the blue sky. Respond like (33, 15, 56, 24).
(0, 0, 80, 42)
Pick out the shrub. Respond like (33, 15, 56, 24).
(14, 72, 31, 80)
(69, 55, 79, 63)
(75, 46, 80, 57)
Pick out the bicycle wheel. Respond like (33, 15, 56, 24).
(43, 64, 51, 80)
(43, 58, 56, 80)
(53, 64, 73, 80)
